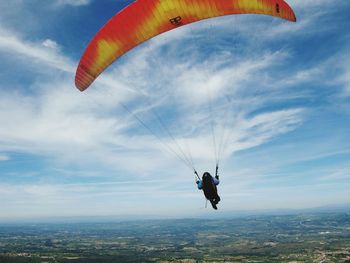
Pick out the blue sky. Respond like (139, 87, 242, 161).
(0, 0, 350, 221)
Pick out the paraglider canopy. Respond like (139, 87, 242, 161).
(75, 0, 296, 91)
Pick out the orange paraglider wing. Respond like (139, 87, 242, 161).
(75, 0, 296, 91)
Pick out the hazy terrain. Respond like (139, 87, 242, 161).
(1, 212, 350, 262)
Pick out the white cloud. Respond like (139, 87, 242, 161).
(172, 51, 289, 105)
(0, 154, 10, 161)
(320, 167, 350, 181)
(42, 39, 60, 50)
(0, 27, 74, 73)
(0, 25, 143, 97)
(339, 57, 350, 97)
(0, 179, 202, 219)
(55, 0, 91, 6)
(1, 3, 350, 218)
(227, 109, 304, 153)
(0, 21, 311, 175)
(289, 0, 335, 9)
(343, 77, 350, 97)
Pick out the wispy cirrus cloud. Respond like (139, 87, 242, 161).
(320, 167, 350, 181)
(0, 27, 74, 73)
(0, 23, 307, 176)
(55, 0, 92, 6)
(0, 6, 336, 170)
(338, 54, 350, 97)
(289, 0, 336, 9)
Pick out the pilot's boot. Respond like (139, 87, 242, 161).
(210, 200, 218, 210)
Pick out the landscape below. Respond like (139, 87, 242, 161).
(0, 212, 350, 262)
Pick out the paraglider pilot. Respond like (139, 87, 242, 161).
(195, 165, 221, 210)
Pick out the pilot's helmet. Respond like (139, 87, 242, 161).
(203, 172, 211, 178)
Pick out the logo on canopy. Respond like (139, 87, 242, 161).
(170, 16, 182, 26)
